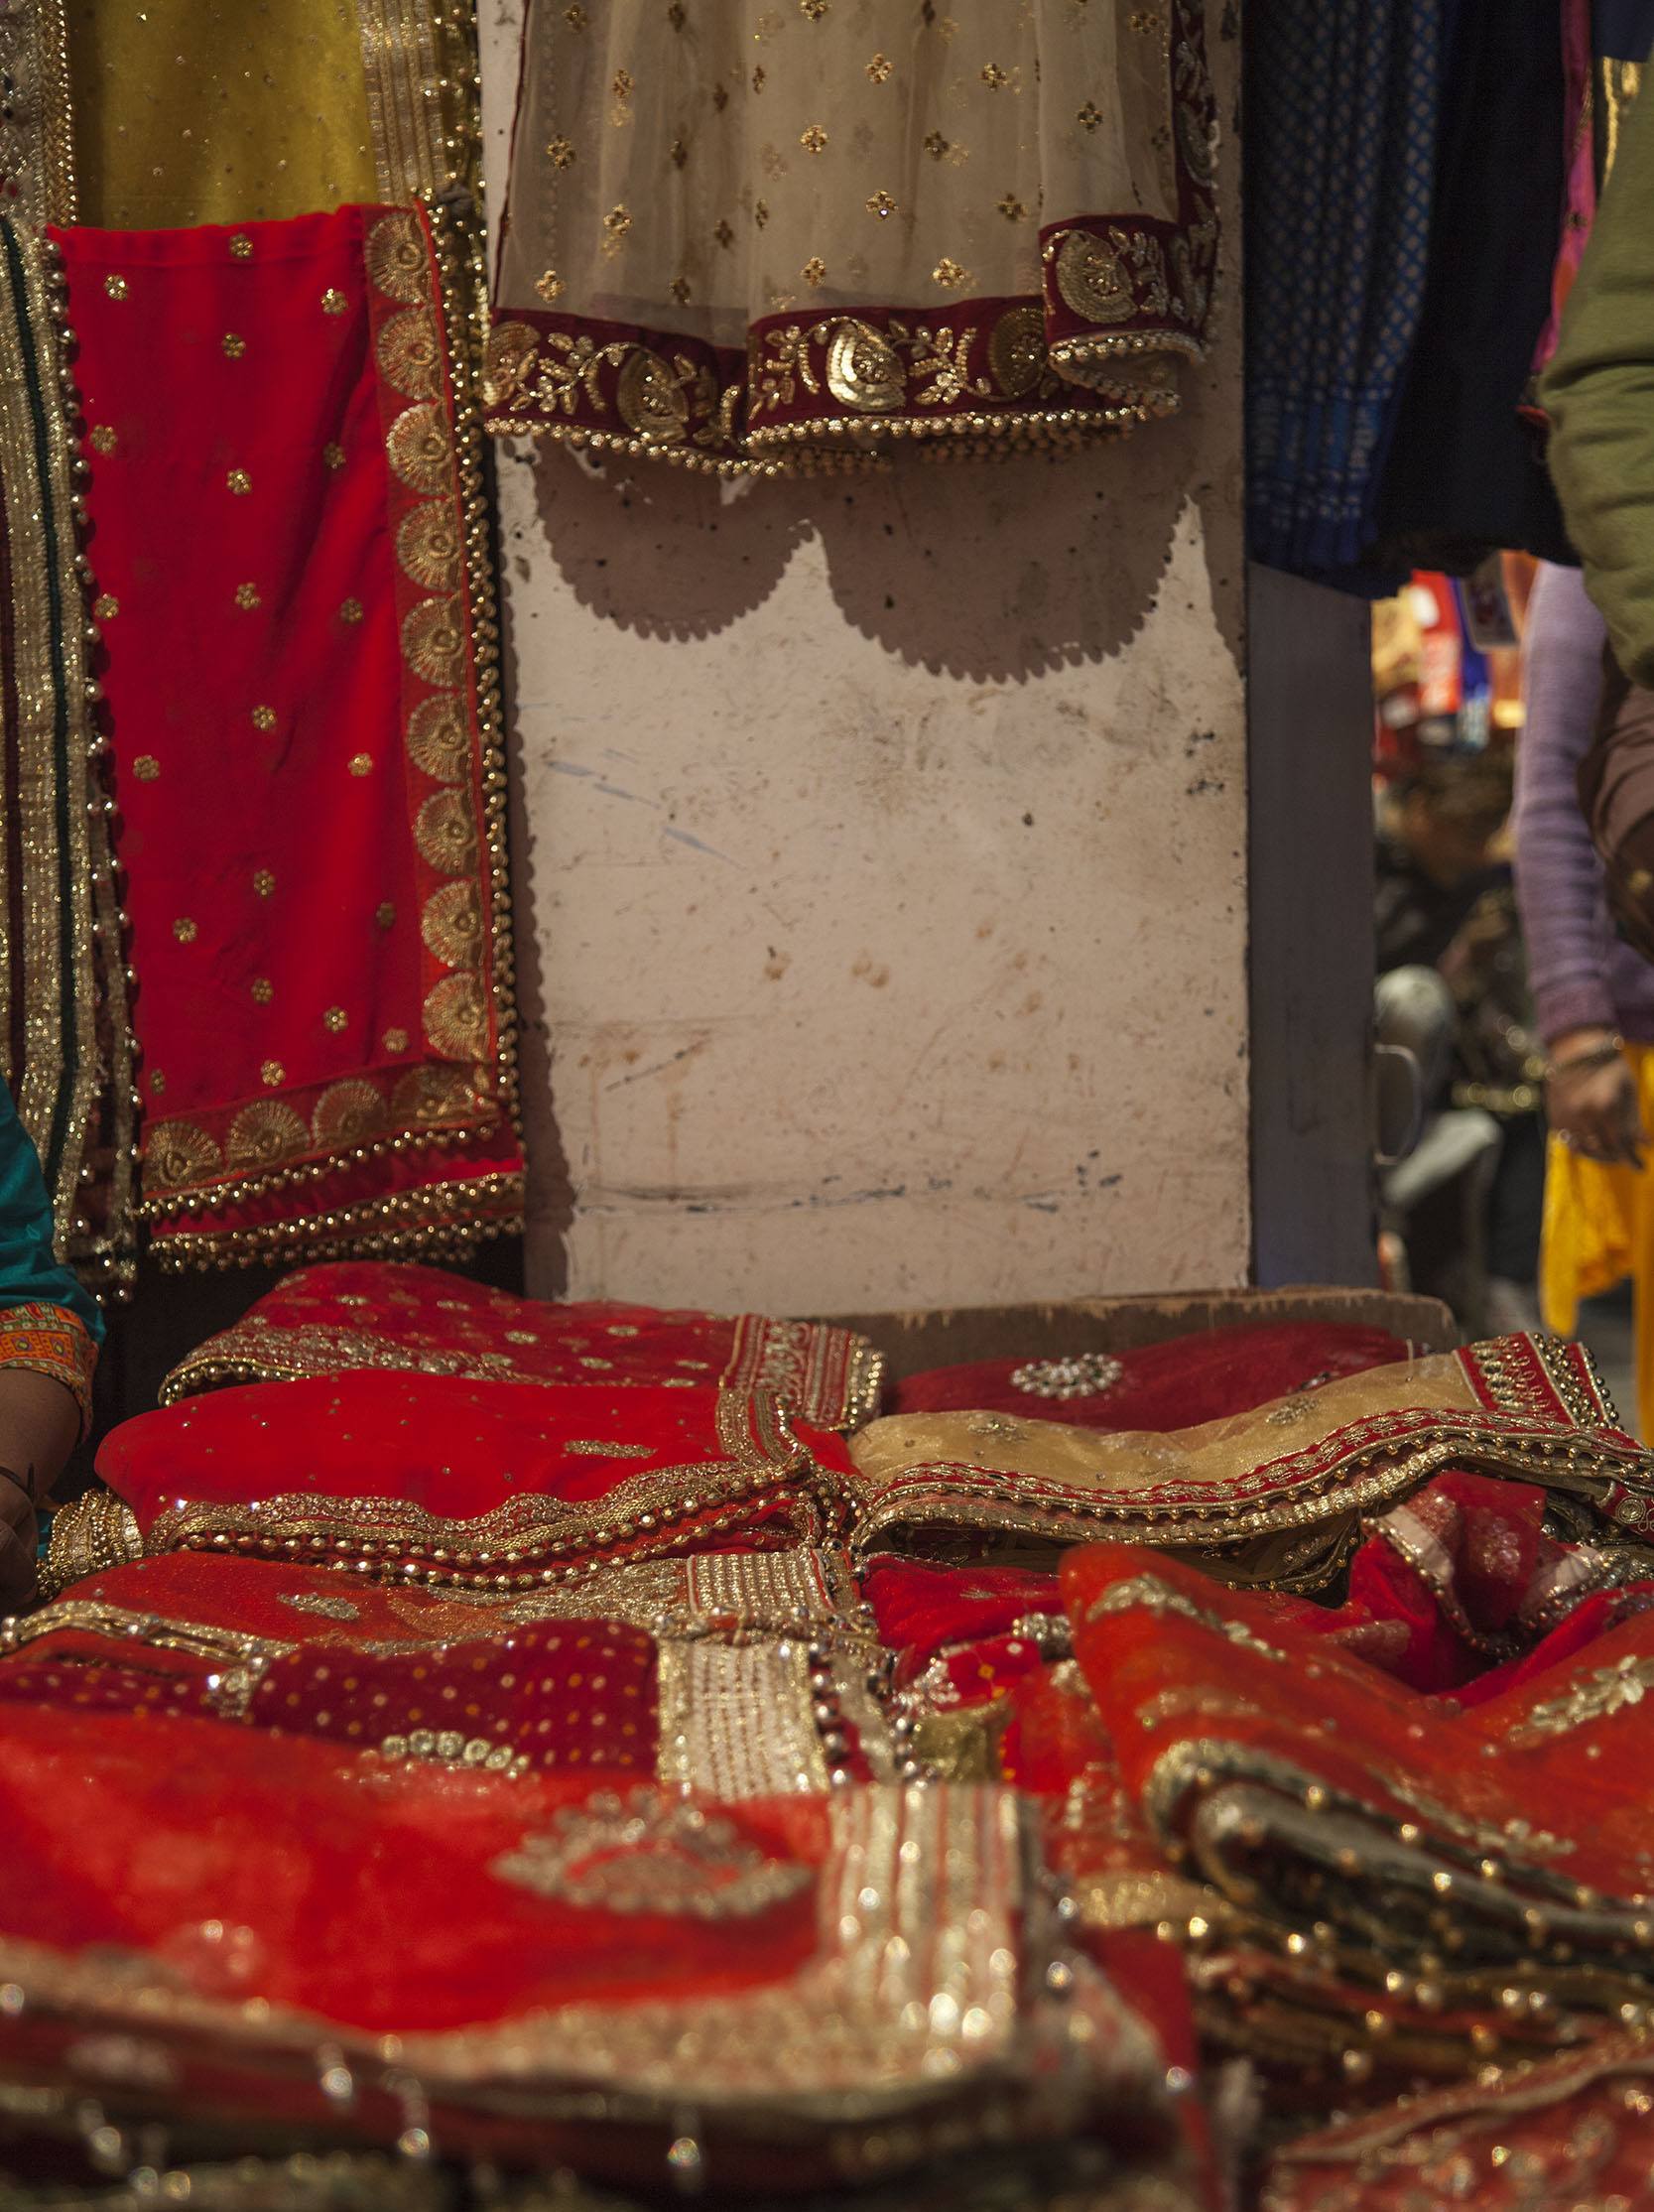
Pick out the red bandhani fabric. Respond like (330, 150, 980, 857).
(0, 1602, 661, 1778)
(157, 1259, 887, 1429)
(56, 206, 522, 1270)
(890, 1320, 1413, 1428)
(59, 1371, 855, 1589)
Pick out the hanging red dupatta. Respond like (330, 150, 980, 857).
(57, 206, 522, 1270)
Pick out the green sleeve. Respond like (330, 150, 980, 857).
(0, 1085, 104, 1345)
(1542, 81, 1654, 687)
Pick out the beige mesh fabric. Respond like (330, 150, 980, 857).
(488, 0, 1218, 472)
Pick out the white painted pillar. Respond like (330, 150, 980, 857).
(481, 0, 1249, 1314)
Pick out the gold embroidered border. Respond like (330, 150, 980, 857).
(48, 1392, 836, 1594)
(718, 1314, 887, 1432)
(656, 1636, 830, 1796)
(37, 1487, 143, 1601)
(0, 1598, 294, 1674)
(0, 0, 74, 230)
(0, 219, 135, 1294)
(1138, 1736, 1625, 1935)
(0, 1305, 98, 1436)
(1269, 2028, 1654, 2171)
(147, 1170, 524, 1275)
(847, 1416, 1654, 1561)
(161, 1311, 886, 1430)
(156, 1320, 524, 1405)
(358, 0, 467, 203)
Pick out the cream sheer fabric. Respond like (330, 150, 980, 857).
(488, 0, 1218, 472)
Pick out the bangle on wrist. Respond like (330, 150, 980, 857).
(1547, 1035, 1625, 1080)
(0, 1465, 35, 1504)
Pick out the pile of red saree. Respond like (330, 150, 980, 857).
(7, 1269, 1654, 2209)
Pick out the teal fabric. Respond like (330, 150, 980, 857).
(0, 1085, 103, 1345)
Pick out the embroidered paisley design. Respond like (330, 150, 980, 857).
(987, 303, 1049, 398)
(615, 346, 691, 444)
(1053, 230, 1136, 325)
(824, 318, 904, 411)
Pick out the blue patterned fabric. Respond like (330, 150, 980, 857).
(1245, 0, 1455, 589)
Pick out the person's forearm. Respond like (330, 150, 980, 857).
(1512, 566, 1621, 1043)
(0, 1366, 80, 1504)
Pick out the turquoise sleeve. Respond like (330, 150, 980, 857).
(0, 1085, 104, 1345)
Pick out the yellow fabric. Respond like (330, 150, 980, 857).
(1541, 1043, 1654, 1439)
(67, 0, 378, 228)
(849, 1351, 1472, 1499)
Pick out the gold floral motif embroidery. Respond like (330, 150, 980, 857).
(423, 972, 487, 1061)
(384, 403, 451, 493)
(375, 309, 442, 399)
(364, 212, 426, 305)
(1506, 1654, 1654, 1747)
(414, 787, 477, 875)
(311, 1080, 387, 1147)
(421, 879, 482, 969)
(224, 1102, 309, 1171)
(492, 1787, 814, 1919)
(146, 1121, 225, 1192)
(1051, 229, 1138, 324)
(400, 596, 464, 686)
(987, 304, 1050, 397)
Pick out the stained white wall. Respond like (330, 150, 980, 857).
(481, 2, 1248, 1314)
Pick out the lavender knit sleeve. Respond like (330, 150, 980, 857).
(1512, 562, 1621, 1045)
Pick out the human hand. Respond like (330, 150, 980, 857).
(1547, 1034, 1647, 1167)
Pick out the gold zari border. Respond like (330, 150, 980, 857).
(0, 219, 135, 1292)
(0, 0, 75, 229)
(45, 1392, 836, 1596)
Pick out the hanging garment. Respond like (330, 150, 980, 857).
(1243, 0, 1454, 588)
(1594, 1, 1654, 193)
(0, 215, 136, 1292)
(4, 1, 482, 231)
(57, 205, 524, 1271)
(486, 0, 1220, 471)
(1372, 0, 1574, 575)
(154, 1258, 886, 1429)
